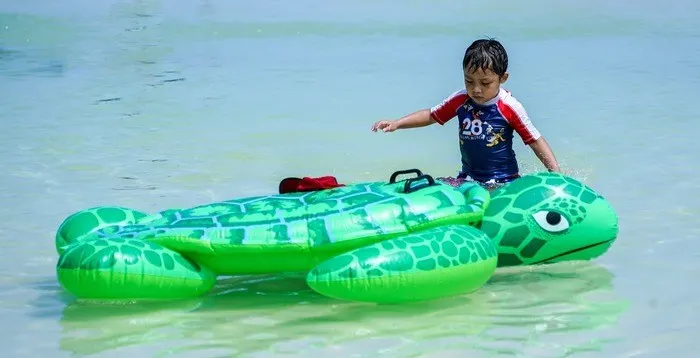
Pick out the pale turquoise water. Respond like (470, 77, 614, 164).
(1, 0, 699, 357)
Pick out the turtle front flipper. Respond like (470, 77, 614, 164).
(305, 225, 498, 303)
(57, 237, 216, 300)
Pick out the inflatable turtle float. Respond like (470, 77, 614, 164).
(55, 169, 619, 303)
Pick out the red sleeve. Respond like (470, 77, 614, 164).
(429, 89, 469, 125)
(497, 96, 542, 145)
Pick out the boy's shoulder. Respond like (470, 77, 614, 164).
(443, 87, 470, 102)
(496, 88, 521, 103)
(494, 88, 528, 113)
(492, 88, 535, 133)
(429, 88, 470, 124)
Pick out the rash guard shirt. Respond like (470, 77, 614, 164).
(430, 88, 542, 183)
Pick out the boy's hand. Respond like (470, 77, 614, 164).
(371, 120, 399, 132)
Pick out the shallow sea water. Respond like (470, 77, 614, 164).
(1, 0, 699, 357)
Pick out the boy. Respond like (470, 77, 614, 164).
(371, 38, 560, 189)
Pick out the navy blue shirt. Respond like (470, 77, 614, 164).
(430, 88, 541, 183)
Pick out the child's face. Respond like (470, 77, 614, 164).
(463, 67, 508, 104)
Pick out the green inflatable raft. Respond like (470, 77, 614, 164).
(54, 170, 619, 303)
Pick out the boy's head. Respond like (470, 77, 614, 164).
(462, 38, 509, 104)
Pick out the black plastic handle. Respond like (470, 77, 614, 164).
(403, 174, 435, 193)
(389, 169, 424, 183)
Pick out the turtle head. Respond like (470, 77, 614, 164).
(479, 172, 619, 267)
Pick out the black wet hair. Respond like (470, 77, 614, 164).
(462, 38, 509, 77)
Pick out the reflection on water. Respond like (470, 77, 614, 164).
(30, 261, 628, 357)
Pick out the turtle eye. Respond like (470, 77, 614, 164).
(532, 210, 570, 233)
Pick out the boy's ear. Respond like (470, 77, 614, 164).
(500, 72, 509, 83)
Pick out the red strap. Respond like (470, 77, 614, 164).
(279, 176, 345, 194)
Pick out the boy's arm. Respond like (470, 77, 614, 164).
(528, 137, 560, 172)
(395, 109, 436, 129)
(371, 110, 434, 132)
(372, 89, 468, 132)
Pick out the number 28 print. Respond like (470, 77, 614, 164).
(461, 118, 484, 136)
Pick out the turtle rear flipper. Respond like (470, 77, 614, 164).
(305, 225, 498, 303)
(55, 206, 151, 254)
(56, 237, 216, 300)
